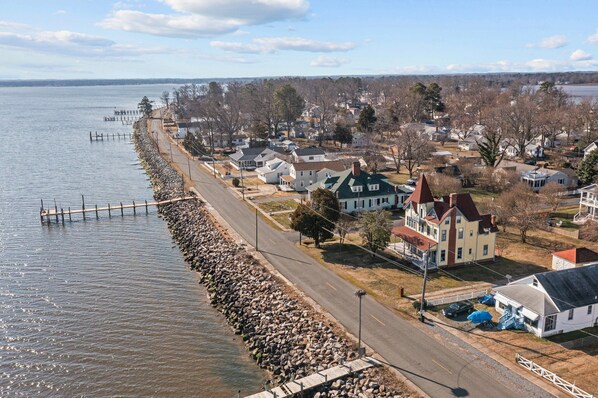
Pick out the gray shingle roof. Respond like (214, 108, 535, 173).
(494, 284, 558, 316)
(536, 264, 598, 311)
(293, 147, 326, 156)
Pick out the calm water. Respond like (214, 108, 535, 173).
(0, 85, 265, 397)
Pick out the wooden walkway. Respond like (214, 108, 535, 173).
(245, 357, 380, 398)
(89, 131, 132, 141)
(40, 195, 195, 224)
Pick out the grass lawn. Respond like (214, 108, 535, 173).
(271, 212, 293, 229)
(381, 171, 411, 185)
(547, 326, 598, 343)
(257, 199, 298, 213)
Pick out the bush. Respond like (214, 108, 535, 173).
(232, 177, 240, 187)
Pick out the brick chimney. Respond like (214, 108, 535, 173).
(449, 193, 458, 208)
(352, 161, 361, 177)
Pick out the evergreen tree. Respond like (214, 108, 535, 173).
(357, 210, 392, 256)
(357, 104, 377, 133)
(138, 96, 153, 117)
(333, 123, 353, 148)
(577, 150, 598, 185)
(290, 188, 340, 247)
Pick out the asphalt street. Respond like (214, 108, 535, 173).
(150, 119, 551, 398)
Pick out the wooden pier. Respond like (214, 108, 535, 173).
(245, 357, 380, 398)
(89, 131, 132, 141)
(40, 195, 195, 225)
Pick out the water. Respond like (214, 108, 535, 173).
(557, 85, 598, 98)
(0, 85, 265, 397)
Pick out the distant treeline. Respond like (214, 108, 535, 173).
(1, 71, 597, 88)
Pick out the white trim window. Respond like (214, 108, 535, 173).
(544, 314, 556, 331)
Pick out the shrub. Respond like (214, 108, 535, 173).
(232, 177, 240, 187)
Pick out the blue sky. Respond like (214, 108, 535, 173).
(1, 0, 598, 79)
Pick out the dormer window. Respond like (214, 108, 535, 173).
(351, 185, 363, 193)
(532, 279, 538, 287)
(368, 184, 379, 191)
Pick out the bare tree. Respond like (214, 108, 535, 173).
(540, 182, 565, 212)
(496, 182, 545, 243)
(427, 173, 462, 197)
(395, 125, 433, 178)
(336, 215, 354, 245)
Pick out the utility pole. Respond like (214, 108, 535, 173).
(255, 208, 259, 251)
(240, 164, 245, 201)
(299, 196, 303, 244)
(187, 158, 192, 181)
(419, 243, 430, 322)
(169, 141, 173, 161)
(355, 289, 366, 357)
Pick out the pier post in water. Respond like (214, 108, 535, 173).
(68, 207, 71, 222)
(145, 200, 148, 215)
(61, 208, 65, 224)
(95, 205, 99, 219)
(82, 195, 86, 221)
(108, 204, 111, 218)
(120, 202, 124, 217)
(133, 201, 136, 215)
(40, 199, 44, 223)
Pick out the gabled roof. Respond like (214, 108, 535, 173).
(404, 174, 434, 205)
(536, 264, 598, 311)
(441, 193, 481, 222)
(291, 160, 346, 172)
(293, 147, 326, 156)
(494, 284, 559, 316)
(553, 247, 598, 264)
(306, 168, 409, 199)
(229, 147, 282, 162)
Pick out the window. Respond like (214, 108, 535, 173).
(441, 230, 447, 242)
(351, 185, 363, 193)
(568, 309, 574, 320)
(470, 230, 473, 237)
(376, 198, 380, 206)
(300, 181, 304, 187)
(458, 228, 464, 239)
(343, 201, 347, 210)
(498, 301, 506, 310)
(483, 244, 488, 256)
(426, 225, 430, 235)
(544, 315, 556, 332)
(456, 216, 462, 224)
(532, 279, 538, 287)
(440, 250, 446, 262)
(309, 156, 314, 160)
(433, 229, 437, 239)
(457, 248, 463, 259)
(300, 171, 304, 177)
(354, 200, 358, 209)
(558, 178, 565, 185)
(468, 248, 472, 255)
(368, 184, 379, 191)
(588, 305, 593, 315)
(445, 219, 450, 225)
(368, 199, 372, 208)
(309, 170, 313, 176)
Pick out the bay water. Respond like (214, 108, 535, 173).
(0, 84, 265, 397)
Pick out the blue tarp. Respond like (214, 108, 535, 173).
(479, 294, 496, 306)
(467, 310, 493, 324)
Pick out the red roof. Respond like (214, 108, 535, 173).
(392, 226, 437, 251)
(404, 174, 434, 206)
(553, 247, 598, 264)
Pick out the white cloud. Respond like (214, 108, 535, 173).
(587, 29, 598, 45)
(0, 30, 170, 58)
(310, 56, 349, 67)
(571, 49, 592, 61)
(161, 0, 309, 24)
(526, 35, 568, 49)
(210, 36, 355, 54)
(98, 10, 239, 38)
(54, 10, 67, 15)
(0, 20, 30, 30)
(100, 0, 309, 38)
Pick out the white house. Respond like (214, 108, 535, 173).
(306, 162, 411, 213)
(351, 132, 369, 147)
(583, 141, 598, 159)
(229, 147, 285, 170)
(497, 160, 578, 192)
(256, 159, 290, 184)
(552, 247, 598, 270)
(458, 140, 478, 151)
(176, 121, 202, 139)
(575, 184, 598, 223)
(494, 264, 598, 338)
(291, 147, 327, 163)
(281, 160, 347, 192)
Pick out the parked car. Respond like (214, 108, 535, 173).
(406, 177, 419, 186)
(442, 301, 474, 318)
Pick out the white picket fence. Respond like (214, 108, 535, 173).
(515, 353, 595, 398)
(426, 290, 488, 306)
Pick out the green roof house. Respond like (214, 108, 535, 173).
(306, 162, 411, 212)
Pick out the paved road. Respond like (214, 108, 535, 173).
(150, 120, 549, 398)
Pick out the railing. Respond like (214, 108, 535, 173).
(426, 290, 488, 306)
(515, 353, 595, 398)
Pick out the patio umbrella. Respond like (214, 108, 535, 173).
(467, 310, 493, 324)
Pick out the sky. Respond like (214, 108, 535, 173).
(1, 0, 598, 80)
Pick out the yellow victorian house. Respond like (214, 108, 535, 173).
(393, 175, 497, 269)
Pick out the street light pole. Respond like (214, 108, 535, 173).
(255, 208, 259, 251)
(240, 164, 245, 200)
(355, 289, 366, 357)
(187, 157, 192, 181)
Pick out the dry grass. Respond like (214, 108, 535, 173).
(257, 199, 298, 213)
(381, 170, 411, 185)
(271, 212, 293, 229)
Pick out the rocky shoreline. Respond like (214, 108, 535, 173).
(133, 120, 413, 398)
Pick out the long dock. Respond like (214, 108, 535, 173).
(40, 195, 195, 225)
(245, 357, 380, 398)
(89, 131, 132, 141)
